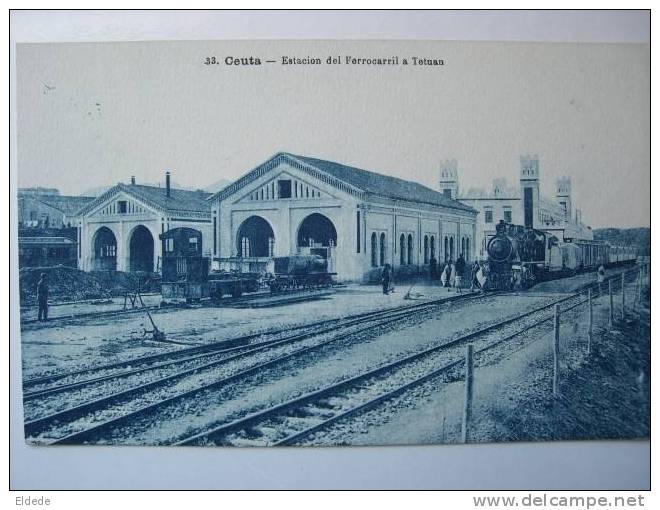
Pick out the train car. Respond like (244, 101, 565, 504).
(266, 255, 336, 293)
(160, 227, 210, 301)
(484, 220, 637, 291)
(160, 227, 260, 302)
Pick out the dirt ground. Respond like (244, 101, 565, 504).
(335, 279, 649, 446)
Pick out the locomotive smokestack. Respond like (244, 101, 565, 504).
(166, 171, 171, 197)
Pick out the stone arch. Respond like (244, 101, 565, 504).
(237, 215, 275, 257)
(92, 226, 117, 271)
(129, 225, 155, 272)
(297, 213, 338, 249)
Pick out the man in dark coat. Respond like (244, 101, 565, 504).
(37, 273, 49, 321)
(455, 255, 466, 286)
(381, 264, 392, 295)
(429, 255, 438, 278)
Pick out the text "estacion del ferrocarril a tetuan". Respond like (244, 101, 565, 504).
(216, 55, 444, 66)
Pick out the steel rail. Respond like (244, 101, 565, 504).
(23, 290, 481, 390)
(172, 291, 583, 446)
(28, 292, 485, 441)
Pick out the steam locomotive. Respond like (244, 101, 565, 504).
(485, 220, 637, 290)
(159, 227, 335, 302)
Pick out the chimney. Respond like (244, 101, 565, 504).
(165, 171, 171, 197)
(131, 175, 136, 185)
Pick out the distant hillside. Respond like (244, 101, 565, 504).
(203, 179, 231, 194)
(593, 227, 650, 255)
(82, 180, 206, 197)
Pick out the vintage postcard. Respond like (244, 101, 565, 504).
(16, 39, 649, 448)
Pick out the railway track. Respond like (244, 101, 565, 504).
(176, 291, 596, 446)
(29, 291, 576, 446)
(24, 291, 490, 442)
(23, 266, 644, 446)
(23, 290, 480, 393)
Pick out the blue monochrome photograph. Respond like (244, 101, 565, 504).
(15, 39, 650, 447)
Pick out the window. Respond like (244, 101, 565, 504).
(278, 180, 292, 199)
(424, 235, 429, 264)
(466, 238, 470, 262)
(189, 237, 198, 252)
(118, 200, 127, 214)
(503, 209, 512, 223)
(268, 237, 275, 257)
(430, 236, 436, 260)
(379, 233, 386, 266)
(240, 237, 250, 257)
(29, 211, 37, 221)
(371, 233, 378, 267)
(407, 234, 413, 265)
(356, 211, 361, 253)
(444, 236, 449, 262)
(213, 216, 217, 255)
(443, 189, 452, 199)
(449, 237, 454, 260)
(165, 238, 174, 252)
(400, 234, 405, 265)
(485, 209, 493, 223)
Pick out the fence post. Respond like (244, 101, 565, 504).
(461, 344, 474, 443)
(553, 304, 560, 397)
(621, 273, 626, 320)
(609, 279, 614, 329)
(587, 290, 593, 356)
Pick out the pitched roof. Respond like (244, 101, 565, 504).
(290, 154, 475, 212)
(211, 152, 476, 213)
(30, 195, 96, 216)
(77, 183, 211, 216)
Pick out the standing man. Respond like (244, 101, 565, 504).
(37, 272, 49, 321)
(470, 261, 481, 292)
(429, 254, 438, 279)
(381, 263, 392, 295)
(455, 254, 466, 293)
(597, 264, 606, 296)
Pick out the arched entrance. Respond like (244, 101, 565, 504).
(237, 216, 275, 257)
(297, 213, 337, 259)
(92, 227, 117, 271)
(129, 225, 155, 272)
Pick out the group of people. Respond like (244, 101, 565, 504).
(381, 254, 488, 295)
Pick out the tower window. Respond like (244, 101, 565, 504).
(118, 200, 127, 213)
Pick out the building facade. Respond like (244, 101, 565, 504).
(440, 155, 593, 259)
(18, 188, 95, 228)
(210, 152, 478, 282)
(76, 174, 212, 273)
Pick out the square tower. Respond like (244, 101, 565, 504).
(556, 176, 572, 218)
(439, 158, 459, 199)
(519, 154, 540, 228)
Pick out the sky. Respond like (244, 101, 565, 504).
(16, 40, 649, 229)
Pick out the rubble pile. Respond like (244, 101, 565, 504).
(19, 266, 159, 306)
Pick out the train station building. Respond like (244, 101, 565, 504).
(440, 155, 594, 259)
(209, 152, 478, 282)
(75, 174, 212, 273)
